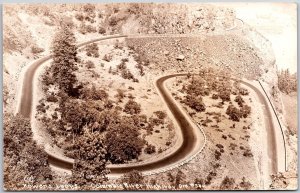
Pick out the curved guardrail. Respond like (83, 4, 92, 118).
(257, 80, 287, 172)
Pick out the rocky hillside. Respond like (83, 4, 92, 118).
(126, 34, 267, 79)
(3, 3, 276, 113)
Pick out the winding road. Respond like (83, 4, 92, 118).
(16, 35, 205, 176)
(45, 73, 206, 175)
(16, 34, 284, 177)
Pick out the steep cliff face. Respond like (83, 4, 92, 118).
(238, 23, 277, 87)
(102, 3, 236, 34)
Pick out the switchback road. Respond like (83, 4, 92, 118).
(16, 33, 283, 177)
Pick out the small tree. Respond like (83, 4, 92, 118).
(70, 133, 108, 188)
(144, 144, 156, 154)
(115, 89, 125, 102)
(278, 69, 297, 94)
(4, 114, 53, 190)
(98, 26, 106, 34)
(184, 95, 206, 112)
(220, 176, 235, 190)
(124, 100, 141, 115)
(218, 89, 231, 102)
(121, 170, 144, 190)
(226, 104, 240, 122)
(194, 178, 204, 190)
(86, 60, 95, 69)
(234, 95, 244, 107)
(154, 111, 167, 120)
(240, 105, 251, 118)
(121, 170, 144, 184)
(239, 177, 252, 190)
(238, 87, 249, 96)
(85, 43, 99, 58)
(175, 170, 186, 189)
(105, 117, 144, 163)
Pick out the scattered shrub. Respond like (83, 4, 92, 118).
(183, 95, 206, 112)
(278, 69, 297, 94)
(243, 149, 253, 157)
(86, 25, 97, 33)
(115, 89, 125, 102)
(239, 177, 252, 190)
(98, 26, 106, 34)
(103, 54, 112, 62)
(124, 99, 141, 115)
(234, 95, 244, 107)
(105, 118, 144, 164)
(78, 23, 87, 34)
(144, 144, 156, 154)
(86, 60, 95, 69)
(212, 94, 218, 99)
(121, 69, 134, 80)
(154, 111, 167, 120)
(117, 61, 127, 70)
(240, 105, 251, 118)
(86, 43, 99, 57)
(194, 178, 204, 190)
(218, 89, 231, 102)
(216, 144, 224, 149)
(136, 63, 145, 76)
(46, 93, 58, 102)
(121, 170, 144, 185)
(238, 87, 249, 96)
(80, 86, 108, 101)
(226, 104, 240, 122)
(149, 117, 163, 126)
(229, 143, 237, 150)
(108, 16, 118, 26)
(220, 176, 235, 190)
(31, 45, 44, 54)
(75, 13, 84, 21)
(214, 150, 221, 160)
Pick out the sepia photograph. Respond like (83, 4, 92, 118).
(2, 2, 298, 191)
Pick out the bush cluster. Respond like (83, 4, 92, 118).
(144, 144, 156, 154)
(85, 43, 99, 57)
(226, 104, 251, 122)
(4, 114, 53, 190)
(183, 95, 206, 112)
(124, 99, 141, 115)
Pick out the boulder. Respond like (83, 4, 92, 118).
(176, 54, 185, 60)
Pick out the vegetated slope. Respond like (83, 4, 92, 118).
(2, 3, 237, 115)
(35, 35, 178, 168)
(142, 69, 257, 190)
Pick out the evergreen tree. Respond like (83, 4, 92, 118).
(4, 114, 53, 190)
(70, 132, 108, 188)
(51, 22, 78, 95)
